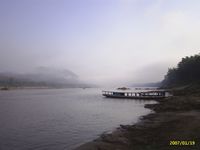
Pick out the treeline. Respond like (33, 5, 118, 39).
(162, 53, 200, 88)
(0, 76, 92, 88)
(0, 77, 59, 88)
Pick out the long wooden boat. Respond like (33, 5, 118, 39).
(102, 90, 168, 99)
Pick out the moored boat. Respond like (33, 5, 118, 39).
(102, 90, 168, 99)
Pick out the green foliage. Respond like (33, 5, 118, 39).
(162, 53, 200, 88)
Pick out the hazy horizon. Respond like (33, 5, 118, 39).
(1, 0, 200, 86)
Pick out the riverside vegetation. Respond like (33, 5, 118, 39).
(75, 53, 200, 150)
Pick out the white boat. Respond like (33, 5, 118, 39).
(102, 90, 167, 99)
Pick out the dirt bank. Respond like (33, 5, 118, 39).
(74, 96, 200, 150)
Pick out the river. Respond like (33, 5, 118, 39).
(0, 88, 154, 150)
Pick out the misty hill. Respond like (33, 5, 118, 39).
(0, 67, 92, 88)
(161, 53, 200, 94)
(131, 82, 161, 87)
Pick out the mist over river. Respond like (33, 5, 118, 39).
(0, 88, 154, 150)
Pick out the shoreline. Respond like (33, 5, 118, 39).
(0, 87, 92, 90)
(74, 96, 200, 150)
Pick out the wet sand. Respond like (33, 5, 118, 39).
(74, 96, 200, 150)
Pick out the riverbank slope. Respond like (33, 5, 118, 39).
(74, 96, 200, 150)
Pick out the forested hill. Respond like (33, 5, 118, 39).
(162, 53, 200, 89)
(0, 67, 93, 88)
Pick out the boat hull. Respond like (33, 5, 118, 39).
(103, 94, 165, 99)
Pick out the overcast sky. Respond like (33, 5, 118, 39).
(0, 0, 200, 86)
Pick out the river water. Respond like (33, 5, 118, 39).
(0, 88, 154, 150)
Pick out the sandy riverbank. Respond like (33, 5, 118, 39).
(74, 96, 200, 150)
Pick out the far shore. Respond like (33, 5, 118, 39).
(0, 86, 56, 91)
(0, 86, 93, 91)
(74, 96, 200, 150)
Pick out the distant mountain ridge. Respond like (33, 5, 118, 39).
(0, 67, 92, 88)
(131, 82, 161, 87)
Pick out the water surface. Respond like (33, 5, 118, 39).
(0, 88, 154, 150)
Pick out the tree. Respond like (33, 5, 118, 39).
(162, 53, 200, 88)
